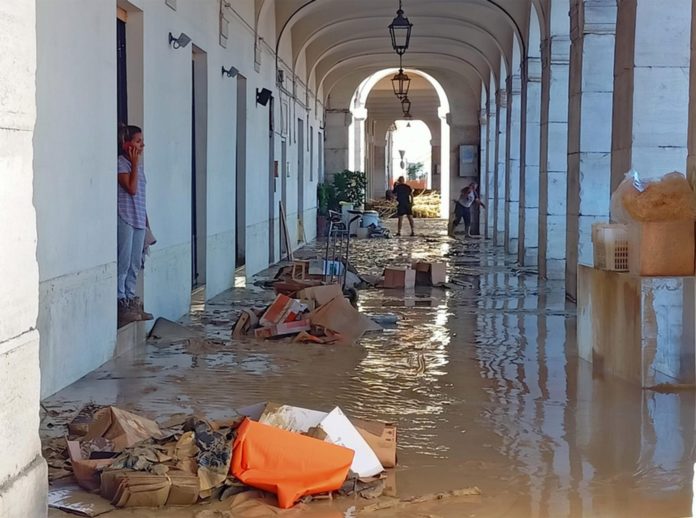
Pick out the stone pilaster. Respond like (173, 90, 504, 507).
(566, 0, 617, 299)
(539, 32, 571, 280)
(0, 2, 48, 516)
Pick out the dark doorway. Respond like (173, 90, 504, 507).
(116, 19, 128, 126)
(191, 47, 208, 289)
(235, 76, 247, 268)
(281, 139, 288, 257)
(297, 118, 305, 244)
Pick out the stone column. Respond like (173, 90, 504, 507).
(487, 101, 497, 237)
(506, 73, 522, 254)
(0, 2, 48, 516)
(689, 0, 696, 187)
(352, 107, 368, 173)
(612, 0, 691, 187)
(539, 32, 570, 280)
(566, 0, 617, 300)
(324, 108, 351, 179)
(479, 107, 488, 236)
(495, 87, 508, 245)
(478, 110, 488, 236)
(519, 57, 542, 266)
(439, 109, 451, 219)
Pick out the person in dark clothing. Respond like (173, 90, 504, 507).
(393, 176, 415, 236)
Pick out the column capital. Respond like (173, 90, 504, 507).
(543, 34, 570, 66)
(479, 109, 488, 125)
(526, 56, 542, 82)
(509, 74, 522, 96)
(352, 107, 368, 120)
(497, 88, 508, 109)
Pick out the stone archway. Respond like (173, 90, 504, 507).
(349, 68, 452, 218)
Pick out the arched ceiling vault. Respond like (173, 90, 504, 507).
(307, 37, 494, 92)
(256, 0, 547, 106)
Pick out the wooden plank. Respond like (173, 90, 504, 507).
(279, 201, 294, 261)
(117, 7, 128, 22)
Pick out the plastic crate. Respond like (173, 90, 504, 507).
(592, 223, 629, 271)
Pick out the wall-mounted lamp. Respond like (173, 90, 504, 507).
(222, 65, 238, 78)
(256, 88, 273, 106)
(277, 69, 285, 86)
(168, 32, 191, 49)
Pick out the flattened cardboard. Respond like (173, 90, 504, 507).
(296, 283, 343, 306)
(351, 418, 397, 468)
(308, 296, 382, 345)
(166, 470, 200, 505)
(254, 319, 311, 339)
(48, 482, 115, 517)
(101, 470, 170, 508)
(83, 407, 162, 451)
(232, 309, 259, 338)
(67, 440, 117, 491)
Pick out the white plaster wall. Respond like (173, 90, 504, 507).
(31, 0, 324, 397)
(0, 1, 48, 514)
(35, 0, 118, 397)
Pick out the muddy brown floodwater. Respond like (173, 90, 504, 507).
(44, 220, 695, 518)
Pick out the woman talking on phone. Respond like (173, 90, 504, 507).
(117, 125, 153, 327)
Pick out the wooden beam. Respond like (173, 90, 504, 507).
(117, 7, 128, 22)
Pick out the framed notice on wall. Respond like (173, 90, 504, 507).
(459, 145, 478, 177)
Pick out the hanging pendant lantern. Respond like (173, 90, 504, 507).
(401, 96, 412, 117)
(388, 0, 413, 56)
(391, 68, 411, 100)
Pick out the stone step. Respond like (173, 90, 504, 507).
(115, 320, 147, 358)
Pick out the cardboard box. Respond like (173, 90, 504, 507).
(259, 294, 293, 327)
(309, 296, 382, 345)
(100, 470, 170, 508)
(282, 299, 307, 323)
(383, 267, 416, 289)
(411, 261, 447, 286)
(351, 418, 397, 469)
(296, 284, 343, 306)
(232, 309, 259, 338)
(83, 407, 163, 451)
(628, 221, 695, 276)
(67, 440, 118, 491)
(254, 319, 311, 339)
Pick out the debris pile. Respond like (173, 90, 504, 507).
(380, 261, 448, 289)
(48, 401, 402, 513)
(233, 285, 382, 345)
(367, 190, 442, 219)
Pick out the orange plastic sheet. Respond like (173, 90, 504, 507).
(231, 419, 354, 509)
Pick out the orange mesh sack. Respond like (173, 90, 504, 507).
(231, 419, 354, 509)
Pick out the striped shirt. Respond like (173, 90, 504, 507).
(117, 155, 147, 229)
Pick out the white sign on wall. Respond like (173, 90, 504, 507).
(459, 145, 478, 177)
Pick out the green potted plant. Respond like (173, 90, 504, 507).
(332, 170, 367, 208)
(316, 182, 336, 238)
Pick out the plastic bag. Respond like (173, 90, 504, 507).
(611, 170, 696, 223)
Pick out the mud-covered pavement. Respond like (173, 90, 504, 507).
(44, 220, 695, 517)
